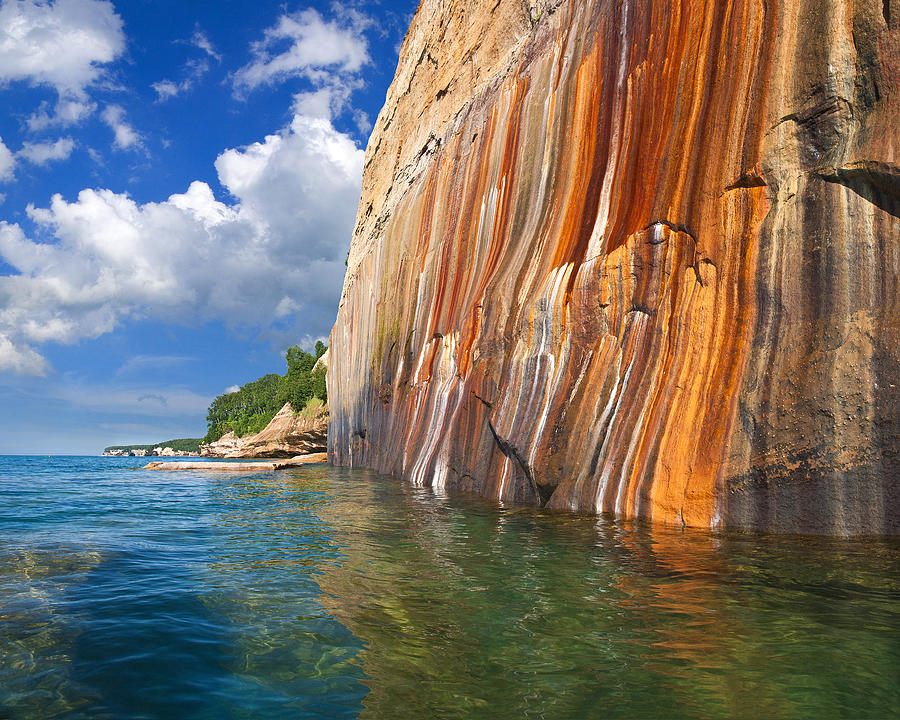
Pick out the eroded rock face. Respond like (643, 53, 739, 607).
(329, 0, 899, 534)
(201, 403, 328, 459)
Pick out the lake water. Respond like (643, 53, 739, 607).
(0, 456, 897, 719)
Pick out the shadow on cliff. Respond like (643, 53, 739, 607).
(820, 162, 900, 219)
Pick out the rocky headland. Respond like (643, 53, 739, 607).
(200, 401, 328, 459)
(328, 0, 899, 534)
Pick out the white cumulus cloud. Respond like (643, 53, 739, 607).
(0, 333, 48, 375)
(27, 98, 96, 131)
(0, 0, 124, 127)
(0, 137, 14, 180)
(17, 137, 74, 165)
(0, 110, 363, 375)
(151, 79, 181, 101)
(234, 8, 369, 90)
(100, 104, 140, 150)
(0, 0, 124, 92)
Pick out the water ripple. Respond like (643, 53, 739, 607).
(0, 457, 897, 719)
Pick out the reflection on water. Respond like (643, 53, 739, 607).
(314, 476, 899, 719)
(0, 457, 897, 719)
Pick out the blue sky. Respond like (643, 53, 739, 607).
(0, 0, 416, 453)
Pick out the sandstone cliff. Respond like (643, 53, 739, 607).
(201, 402, 328, 458)
(329, 0, 899, 534)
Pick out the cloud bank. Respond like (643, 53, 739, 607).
(0, 4, 376, 377)
(0, 111, 363, 375)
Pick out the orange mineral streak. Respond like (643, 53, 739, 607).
(330, 0, 900, 534)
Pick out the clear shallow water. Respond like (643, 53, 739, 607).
(0, 456, 897, 720)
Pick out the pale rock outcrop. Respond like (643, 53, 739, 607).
(104, 447, 199, 457)
(313, 349, 329, 373)
(200, 432, 244, 457)
(143, 453, 328, 471)
(201, 402, 328, 458)
(152, 447, 199, 457)
(329, 0, 899, 534)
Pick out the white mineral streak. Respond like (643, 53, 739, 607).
(586, 0, 630, 261)
(593, 312, 645, 513)
(329, 0, 900, 534)
(409, 332, 460, 487)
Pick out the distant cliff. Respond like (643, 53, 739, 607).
(328, 0, 899, 534)
(201, 401, 328, 458)
(103, 439, 201, 457)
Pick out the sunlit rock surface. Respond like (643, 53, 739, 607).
(201, 402, 328, 458)
(329, 0, 899, 534)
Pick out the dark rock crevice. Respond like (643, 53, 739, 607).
(724, 172, 768, 191)
(641, 219, 698, 243)
(487, 419, 551, 504)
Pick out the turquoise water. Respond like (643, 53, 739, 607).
(0, 456, 897, 719)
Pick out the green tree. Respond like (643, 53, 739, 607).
(278, 345, 317, 410)
(203, 343, 328, 443)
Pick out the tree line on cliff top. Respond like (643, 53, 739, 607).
(203, 341, 327, 443)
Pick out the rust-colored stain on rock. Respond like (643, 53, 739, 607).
(329, 0, 899, 534)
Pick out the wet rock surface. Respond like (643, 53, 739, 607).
(329, 0, 899, 534)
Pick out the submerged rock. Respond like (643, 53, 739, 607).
(328, 0, 899, 534)
(143, 453, 328, 471)
(200, 402, 328, 459)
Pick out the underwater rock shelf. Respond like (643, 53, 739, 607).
(143, 453, 328, 471)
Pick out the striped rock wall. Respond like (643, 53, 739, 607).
(329, 0, 899, 534)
